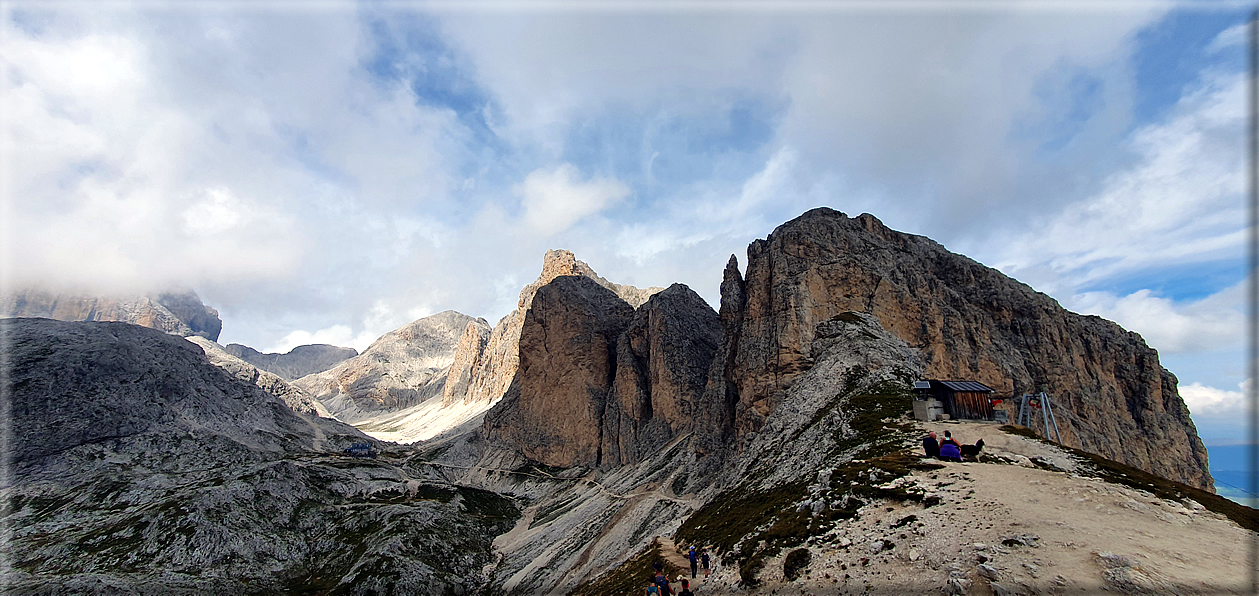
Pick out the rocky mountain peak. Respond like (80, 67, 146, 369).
(518, 248, 664, 309)
(716, 207, 1211, 490)
(482, 277, 721, 469)
(293, 310, 480, 422)
(1, 287, 223, 341)
(446, 250, 665, 412)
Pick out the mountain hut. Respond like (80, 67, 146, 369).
(922, 380, 996, 421)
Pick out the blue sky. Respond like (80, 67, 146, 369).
(1, 2, 1250, 450)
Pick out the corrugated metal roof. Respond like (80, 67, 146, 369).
(913, 381, 932, 390)
(938, 380, 994, 393)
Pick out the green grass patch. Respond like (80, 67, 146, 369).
(674, 377, 927, 586)
(457, 486, 520, 521)
(674, 478, 809, 559)
(568, 538, 686, 596)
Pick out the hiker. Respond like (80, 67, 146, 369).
(654, 571, 672, 596)
(688, 545, 698, 578)
(938, 433, 962, 462)
(701, 550, 710, 577)
(922, 431, 939, 458)
(645, 576, 660, 595)
(653, 559, 664, 574)
(941, 430, 961, 450)
(678, 578, 694, 596)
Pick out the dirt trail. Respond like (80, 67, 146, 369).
(658, 536, 712, 587)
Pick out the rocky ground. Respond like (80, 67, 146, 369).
(668, 421, 1252, 595)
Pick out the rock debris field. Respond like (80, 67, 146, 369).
(666, 421, 1250, 595)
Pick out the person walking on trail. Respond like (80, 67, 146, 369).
(678, 578, 694, 596)
(922, 431, 939, 458)
(645, 576, 660, 595)
(687, 546, 699, 578)
(700, 550, 710, 577)
(654, 571, 672, 596)
(653, 559, 663, 574)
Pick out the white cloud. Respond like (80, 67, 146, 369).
(1067, 281, 1244, 354)
(517, 163, 630, 236)
(181, 187, 246, 236)
(265, 300, 429, 353)
(1207, 22, 1247, 53)
(991, 67, 1245, 297)
(1180, 379, 1249, 417)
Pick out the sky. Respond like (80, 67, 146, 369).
(1, 1, 1251, 448)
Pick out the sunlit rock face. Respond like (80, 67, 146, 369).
(706, 207, 1210, 490)
(449, 249, 664, 410)
(482, 276, 721, 470)
(293, 310, 479, 422)
(483, 275, 635, 469)
(1, 287, 222, 341)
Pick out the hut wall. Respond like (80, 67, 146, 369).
(945, 391, 994, 421)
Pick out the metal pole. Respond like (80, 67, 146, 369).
(1041, 393, 1052, 441)
(1247, 10, 1258, 593)
(1045, 393, 1062, 444)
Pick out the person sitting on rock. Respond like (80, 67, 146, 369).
(939, 440, 962, 462)
(922, 431, 939, 458)
(941, 430, 961, 450)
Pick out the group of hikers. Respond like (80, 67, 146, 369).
(921, 429, 982, 462)
(646, 546, 709, 595)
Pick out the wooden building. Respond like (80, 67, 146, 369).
(920, 380, 996, 421)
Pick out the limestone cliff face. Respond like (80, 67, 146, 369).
(483, 276, 635, 468)
(222, 343, 358, 380)
(713, 207, 1211, 490)
(293, 310, 479, 421)
(441, 320, 493, 406)
(4, 319, 363, 469)
(600, 284, 721, 467)
(1, 288, 222, 341)
(451, 250, 664, 407)
(483, 276, 720, 469)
